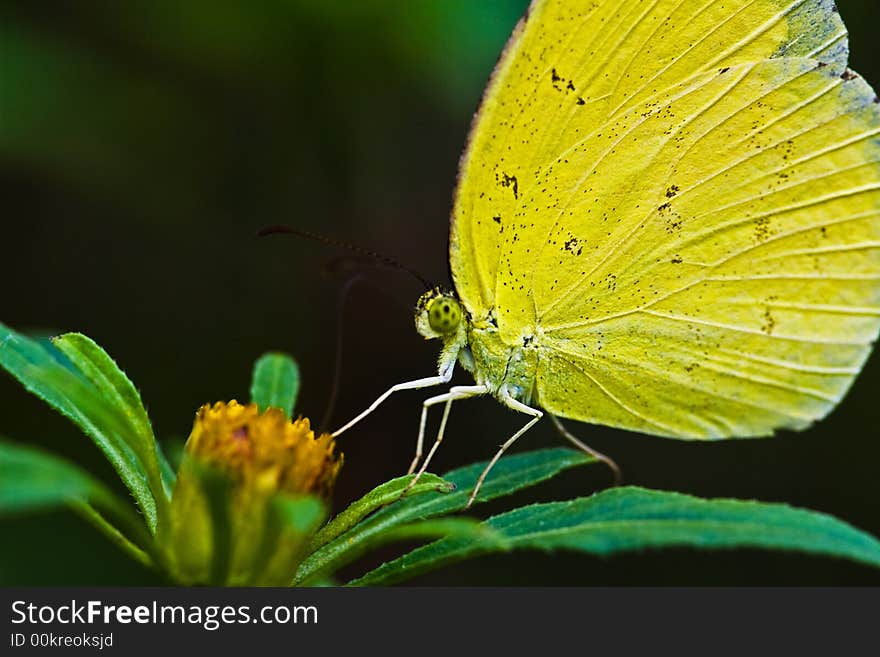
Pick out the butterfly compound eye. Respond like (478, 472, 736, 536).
(427, 296, 462, 334)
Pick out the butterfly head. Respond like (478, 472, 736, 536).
(415, 288, 465, 341)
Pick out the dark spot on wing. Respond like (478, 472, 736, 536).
(754, 216, 772, 242)
(497, 172, 519, 199)
(550, 66, 576, 94)
(761, 307, 776, 335)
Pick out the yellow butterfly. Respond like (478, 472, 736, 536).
(334, 0, 880, 506)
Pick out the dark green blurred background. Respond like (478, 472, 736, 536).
(2, 0, 879, 585)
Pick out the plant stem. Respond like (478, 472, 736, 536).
(74, 502, 153, 569)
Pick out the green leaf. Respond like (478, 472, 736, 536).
(155, 440, 177, 493)
(293, 448, 593, 584)
(0, 440, 154, 566)
(351, 486, 880, 585)
(379, 517, 501, 545)
(250, 352, 300, 417)
(252, 496, 327, 586)
(0, 439, 121, 513)
(52, 333, 171, 505)
(201, 468, 235, 586)
(51, 334, 154, 458)
(0, 322, 159, 530)
(296, 517, 498, 585)
(275, 495, 326, 535)
(307, 473, 452, 553)
(75, 503, 153, 568)
(367, 447, 594, 525)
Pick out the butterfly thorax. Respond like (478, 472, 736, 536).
(414, 288, 538, 404)
(464, 321, 538, 404)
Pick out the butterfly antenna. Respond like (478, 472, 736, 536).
(267, 247, 418, 431)
(320, 272, 363, 430)
(257, 224, 434, 290)
(316, 261, 414, 430)
(549, 414, 622, 486)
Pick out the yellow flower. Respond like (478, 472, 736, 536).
(160, 401, 342, 585)
(185, 400, 342, 498)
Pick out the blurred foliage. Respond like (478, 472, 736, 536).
(0, 0, 524, 218)
(2, 0, 880, 584)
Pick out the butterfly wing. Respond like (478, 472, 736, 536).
(450, 0, 880, 438)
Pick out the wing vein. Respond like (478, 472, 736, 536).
(757, 240, 880, 261)
(607, 0, 758, 117)
(724, 300, 880, 316)
(713, 346, 862, 375)
(548, 341, 815, 428)
(537, 65, 757, 320)
(639, 309, 870, 345)
(803, 28, 848, 61)
(543, 209, 880, 332)
(700, 0, 810, 71)
(731, 76, 844, 148)
(562, 357, 681, 434)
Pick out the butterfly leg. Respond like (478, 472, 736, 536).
(549, 414, 622, 485)
(332, 364, 455, 438)
(466, 394, 543, 509)
(403, 384, 488, 495)
(405, 391, 451, 475)
(406, 398, 437, 475)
